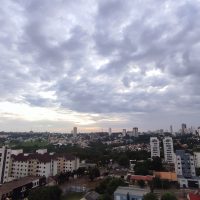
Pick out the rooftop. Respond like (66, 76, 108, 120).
(0, 176, 41, 195)
(114, 186, 150, 196)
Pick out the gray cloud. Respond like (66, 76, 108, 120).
(0, 0, 200, 131)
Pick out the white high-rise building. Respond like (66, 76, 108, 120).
(73, 127, 77, 137)
(122, 129, 126, 137)
(163, 137, 174, 163)
(170, 125, 173, 134)
(150, 137, 160, 158)
(194, 152, 200, 168)
(108, 128, 112, 136)
(132, 127, 139, 137)
(197, 127, 200, 136)
(0, 146, 12, 183)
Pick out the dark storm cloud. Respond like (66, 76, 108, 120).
(0, 0, 200, 130)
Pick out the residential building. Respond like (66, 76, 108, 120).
(170, 125, 173, 134)
(182, 123, 187, 134)
(175, 150, 196, 178)
(198, 127, 200, 136)
(0, 146, 12, 183)
(175, 150, 200, 188)
(150, 137, 160, 158)
(114, 186, 149, 200)
(194, 152, 200, 168)
(163, 137, 174, 163)
(133, 127, 139, 137)
(0, 176, 46, 200)
(73, 127, 77, 138)
(57, 154, 80, 173)
(0, 146, 80, 183)
(108, 128, 112, 136)
(11, 153, 58, 179)
(122, 129, 126, 137)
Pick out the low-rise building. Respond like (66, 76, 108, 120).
(0, 176, 46, 200)
(114, 186, 150, 200)
(154, 172, 177, 182)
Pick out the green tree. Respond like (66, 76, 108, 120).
(99, 193, 112, 200)
(76, 167, 86, 176)
(161, 193, 177, 200)
(150, 157, 163, 171)
(95, 177, 127, 195)
(152, 177, 162, 189)
(162, 180, 170, 189)
(134, 161, 149, 175)
(143, 193, 158, 200)
(89, 167, 100, 181)
(118, 154, 129, 168)
(29, 186, 62, 200)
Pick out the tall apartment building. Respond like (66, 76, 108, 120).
(175, 150, 196, 178)
(194, 152, 200, 168)
(122, 129, 126, 137)
(73, 127, 77, 138)
(170, 125, 173, 134)
(163, 137, 174, 163)
(182, 123, 187, 134)
(150, 137, 160, 158)
(0, 146, 12, 183)
(132, 127, 139, 137)
(108, 128, 112, 136)
(197, 127, 200, 136)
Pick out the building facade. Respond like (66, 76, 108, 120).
(0, 176, 46, 200)
(194, 152, 200, 168)
(0, 146, 12, 183)
(122, 129, 126, 137)
(108, 128, 112, 136)
(57, 154, 80, 173)
(133, 127, 139, 137)
(150, 137, 160, 158)
(0, 146, 80, 183)
(175, 150, 196, 178)
(163, 137, 174, 163)
(73, 127, 77, 138)
(114, 186, 149, 200)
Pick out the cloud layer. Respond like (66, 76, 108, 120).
(0, 0, 200, 132)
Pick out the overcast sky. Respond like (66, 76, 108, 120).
(0, 0, 200, 132)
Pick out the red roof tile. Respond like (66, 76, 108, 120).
(188, 193, 200, 200)
(130, 175, 153, 181)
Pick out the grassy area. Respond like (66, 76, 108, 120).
(62, 192, 84, 200)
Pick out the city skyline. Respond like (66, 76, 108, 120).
(1, 0, 200, 132)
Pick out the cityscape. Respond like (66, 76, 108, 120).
(0, 124, 200, 199)
(1, 0, 200, 200)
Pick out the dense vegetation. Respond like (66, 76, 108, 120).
(28, 186, 62, 200)
(95, 177, 128, 200)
